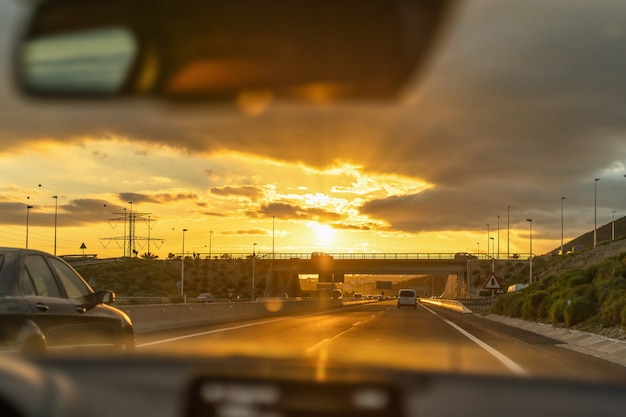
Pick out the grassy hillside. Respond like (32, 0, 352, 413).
(492, 252, 626, 336)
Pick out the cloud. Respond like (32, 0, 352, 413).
(220, 229, 269, 236)
(253, 202, 343, 222)
(210, 185, 264, 200)
(117, 192, 198, 204)
(1, 0, 626, 246)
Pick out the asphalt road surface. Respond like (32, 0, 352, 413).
(136, 300, 626, 383)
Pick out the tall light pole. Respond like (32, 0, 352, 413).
(123, 208, 127, 257)
(497, 215, 500, 260)
(526, 219, 533, 284)
(272, 216, 275, 260)
(180, 229, 188, 298)
(147, 215, 151, 256)
(476, 242, 479, 256)
(613, 210, 616, 241)
(594, 178, 600, 248)
(26, 205, 33, 249)
(52, 196, 58, 255)
(507, 205, 510, 259)
(252, 242, 257, 300)
(490, 237, 495, 260)
(561, 197, 565, 255)
(486, 224, 490, 258)
(128, 201, 133, 257)
(209, 230, 213, 259)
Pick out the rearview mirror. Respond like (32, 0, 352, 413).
(16, 0, 453, 102)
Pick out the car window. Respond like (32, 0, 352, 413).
(22, 255, 62, 298)
(48, 258, 91, 300)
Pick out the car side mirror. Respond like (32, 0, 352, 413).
(92, 290, 115, 305)
(15, 0, 453, 103)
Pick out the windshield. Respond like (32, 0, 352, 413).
(2, 0, 626, 389)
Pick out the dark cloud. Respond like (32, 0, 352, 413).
(330, 222, 374, 231)
(118, 193, 158, 204)
(117, 192, 198, 204)
(210, 186, 264, 200)
(220, 229, 269, 236)
(255, 202, 343, 222)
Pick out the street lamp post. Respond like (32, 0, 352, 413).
(476, 242, 479, 256)
(594, 178, 600, 248)
(526, 219, 533, 284)
(613, 210, 616, 241)
(52, 196, 58, 256)
(486, 224, 490, 258)
(209, 230, 213, 259)
(497, 215, 500, 260)
(26, 205, 33, 249)
(128, 201, 133, 257)
(252, 242, 257, 300)
(180, 229, 188, 299)
(561, 197, 565, 255)
(147, 215, 151, 257)
(507, 205, 510, 259)
(123, 208, 127, 257)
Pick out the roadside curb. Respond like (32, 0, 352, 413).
(480, 314, 626, 368)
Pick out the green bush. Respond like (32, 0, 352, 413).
(564, 297, 596, 327)
(522, 290, 550, 320)
(505, 293, 526, 318)
(549, 299, 566, 325)
(600, 289, 626, 326)
(620, 305, 626, 330)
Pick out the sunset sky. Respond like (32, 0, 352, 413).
(1, 0, 626, 259)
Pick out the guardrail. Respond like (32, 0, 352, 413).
(458, 297, 497, 311)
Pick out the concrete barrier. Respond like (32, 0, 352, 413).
(121, 299, 344, 334)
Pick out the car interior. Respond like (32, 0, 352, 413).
(2, 1, 626, 417)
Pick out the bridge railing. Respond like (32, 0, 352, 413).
(173, 252, 532, 261)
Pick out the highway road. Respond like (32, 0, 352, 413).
(136, 301, 626, 382)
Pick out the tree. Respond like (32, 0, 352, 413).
(141, 252, 159, 259)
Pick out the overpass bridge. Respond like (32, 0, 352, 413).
(248, 253, 487, 297)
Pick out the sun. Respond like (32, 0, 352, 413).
(311, 223, 336, 247)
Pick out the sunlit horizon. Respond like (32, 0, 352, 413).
(1, 139, 568, 259)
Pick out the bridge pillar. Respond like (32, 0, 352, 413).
(265, 270, 303, 297)
(441, 272, 469, 299)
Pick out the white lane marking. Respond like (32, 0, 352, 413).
(305, 338, 331, 354)
(420, 304, 529, 377)
(305, 314, 383, 354)
(137, 303, 372, 348)
(305, 325, 358, 354)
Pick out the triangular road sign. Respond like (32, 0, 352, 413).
(483, 272, 502, 290)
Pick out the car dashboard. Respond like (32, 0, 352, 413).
(1, 354, 625, 417)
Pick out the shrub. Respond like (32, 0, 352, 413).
(600, 289, 626, 326)
(492, 291, 525, 317)
(549, 299, 566, 325)
(618, 305, 626, 330)
(505, 293, 526, 318)
(522, 290, 550, 320)
(564, 297, 596, 327)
